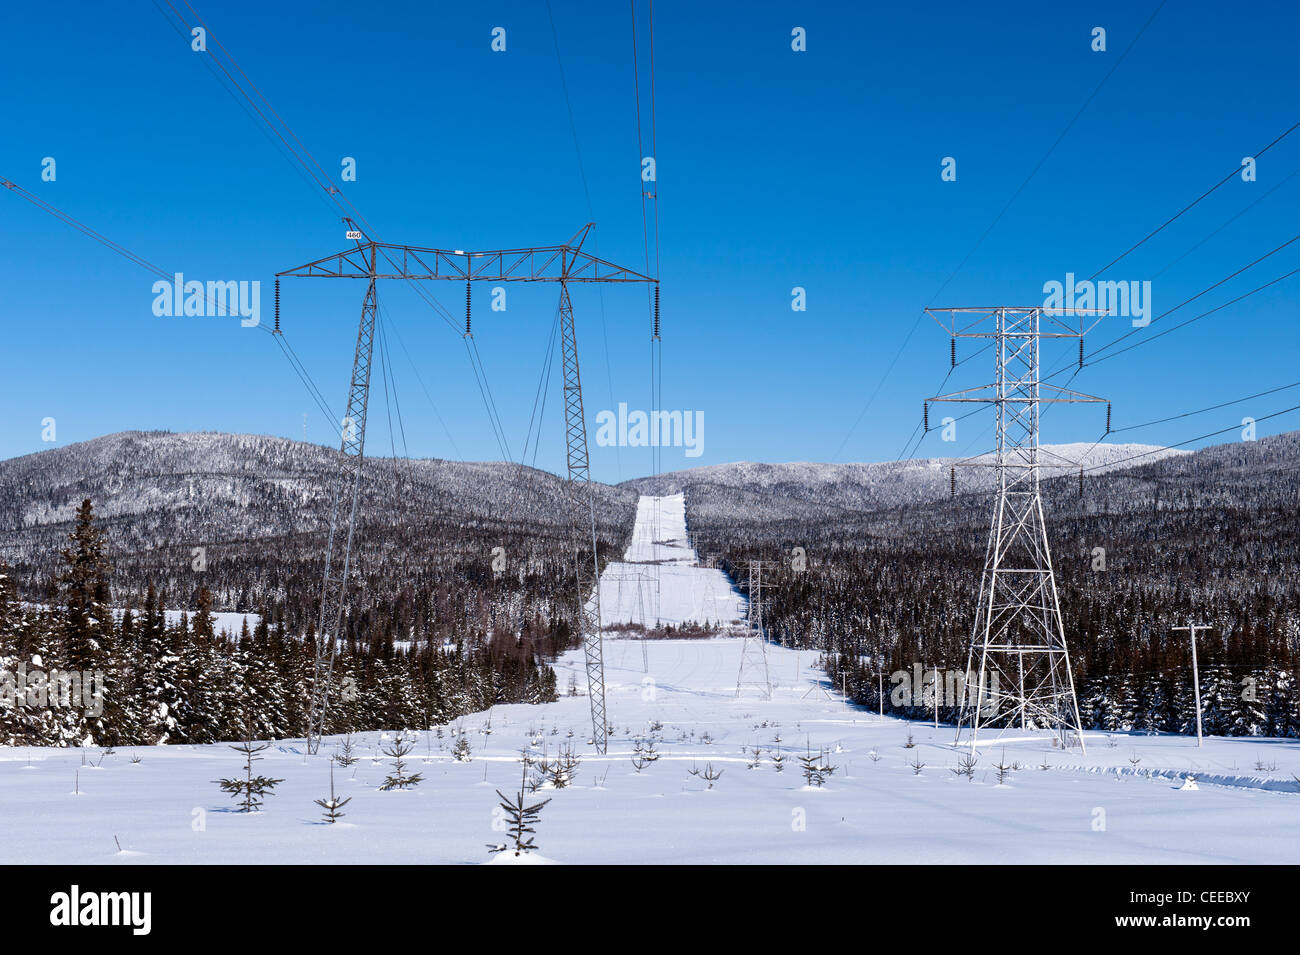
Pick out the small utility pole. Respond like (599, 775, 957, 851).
(1173, 623, 1212, 747)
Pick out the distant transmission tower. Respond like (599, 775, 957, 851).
(736, 559, 781, 699)
(925, 306, 1107, 754)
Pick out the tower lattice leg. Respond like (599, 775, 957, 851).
(307, 274, 377, 754)
(558, 281, 608, 753)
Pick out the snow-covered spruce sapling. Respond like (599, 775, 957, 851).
(315, 759, 352, 824)
(952, 752, 978, 781)
(867, 748, 881, 763)
(215, 732, 285, 813)
(909, 754, 925, 775)
(631, 738, 650, 773)
(379, 733, 424, 791)
(747, 745, 763, 770)
(488, 766, 552, 858)
(994, 749, 1012, 785)
(452, 734, 473, 762)
(770, 741, 785, 773)
(819, 751, 837, 780)
(799, 742, 834, 788)
(798, 747, 820, 787)
(904, 731, 915, 749)
(334, 732, 359, 768)
(526, 754, 547, 792)
(701, 762, 723, 790)
(545, 743, 580, 788)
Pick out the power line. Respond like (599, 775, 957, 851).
(835, 0, 1169, 460)
(916, 115, 1300, 458)
(0, 176, 337, 427)
(1089, 120, 1300, 280)
(1109, 380, 1300, 434)
(1088, 264, 1300, 366)
(1081, 402, 1300, 474)
(1085, 234, 1299, 363)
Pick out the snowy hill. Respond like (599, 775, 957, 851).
(0, 431, 638, 606)
(0, 430, 633, 537)
(623, 442, 1183, 512)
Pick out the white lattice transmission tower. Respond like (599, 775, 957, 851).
(736, 559, 781, 699)
(926, 306, 1108, 754)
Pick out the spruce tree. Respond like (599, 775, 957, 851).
(378, 732, 424, 790)
(488, 764, 551, 858)
(215, 725, 284, 812)
(57, 499, 113, 744)
(314, 759, 352, 824)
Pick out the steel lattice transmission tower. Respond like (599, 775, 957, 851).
(278, 222, 655, 754)
(925, 306, 1107, 754)
(736, 559, 781, 699)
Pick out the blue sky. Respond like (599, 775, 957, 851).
(2, 0, 1298, 482)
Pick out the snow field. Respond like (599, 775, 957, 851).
(596, 494, 745, 629)
(3, 494, 1296, 864)
(2, 636, 1298, 864)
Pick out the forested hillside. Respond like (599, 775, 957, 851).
(0, 432, 637, 746)
(684, 432, 1300, 737)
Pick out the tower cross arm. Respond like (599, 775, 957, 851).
(928, 383, 1106, 404)
(925, 306, 1110, 338)
(277, 235, 656, 284)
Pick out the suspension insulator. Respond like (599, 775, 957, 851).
(465, 281, 471, 336)
(1106, 402, 1112, 434)
(653, 285, 660, 339)
(273, 278, 280, 334)
(950, 466, 956, 498)
(950, 337, 956, 367)
(923, 403, 929, 432)
(1078, 338, 1084, 370)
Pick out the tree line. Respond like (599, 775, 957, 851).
(0, 499, 562, 747)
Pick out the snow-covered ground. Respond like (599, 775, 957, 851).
(2, 636, 1297, 865)
(596, 494, 745, 629)
(3, 497, 1295, 864)
(152, 609, 259, 637)
(23, 605, 262, 639)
